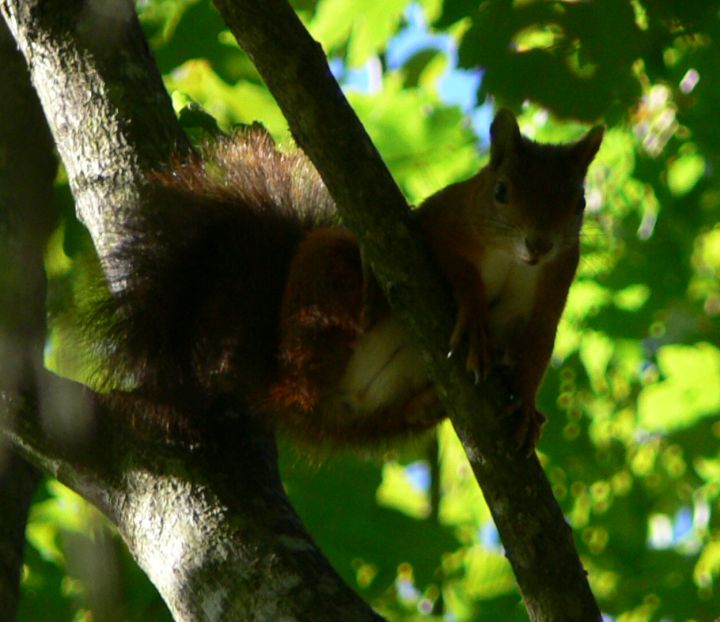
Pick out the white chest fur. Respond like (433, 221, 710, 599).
(479, 248, 541, 346)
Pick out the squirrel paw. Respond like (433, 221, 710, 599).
(506, 398, 546, 455)
(448, 312, 491, 383)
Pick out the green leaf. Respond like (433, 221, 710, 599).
(310, 0, 410, 66)
(639, 343, 720, 432)
(280, 447, 458, 599)
(349, 86, 479, 203)
(667, 149, 706, 196)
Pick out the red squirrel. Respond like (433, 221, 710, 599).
(98, 109, 602, 449)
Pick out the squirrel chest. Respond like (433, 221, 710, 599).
(478, 247, 541, 348)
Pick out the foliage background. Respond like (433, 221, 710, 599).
(16, 0, 720, 620)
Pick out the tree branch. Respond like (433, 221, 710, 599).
(213, 1, 601, 619)
(2, 375, 383, 622)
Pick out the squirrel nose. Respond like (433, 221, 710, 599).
(524, 235, 553, 264)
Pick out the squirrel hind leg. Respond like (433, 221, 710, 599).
(268, 226, 366, 433)
(272, 313, 442, 446)
(269, 227, 443, 446)
(334, 315, 442, 434)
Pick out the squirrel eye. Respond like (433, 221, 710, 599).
(494, 181, 508, 204)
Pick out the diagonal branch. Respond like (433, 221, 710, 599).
(213, 0, 601, 619)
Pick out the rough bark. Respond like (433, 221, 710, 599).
(0, 2, 381, 620)
(0, 16, 55, 618)
(2, 380, 382, 622)
(213, 1, 602, 620)
(0, 0, 188, 265)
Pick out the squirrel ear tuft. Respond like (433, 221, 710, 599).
(574, 125, 605, 170)
(489, 108, 521, 167)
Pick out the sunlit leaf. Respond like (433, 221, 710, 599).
(349, 85, 479, 202)
(638, 343, 720, 432)
(462, 545, 516, 599)
(310, 0, 410, 66)
(377, 461, 431, 518)
(667, 149, 706, 196)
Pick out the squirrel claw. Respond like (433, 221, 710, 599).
(448, 318, 464, 358)
(449, 312, 491, 383)
(465, 339, 490, 384)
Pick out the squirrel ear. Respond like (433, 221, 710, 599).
(574, 125, 605, 170)
(490, 108, 521, 167)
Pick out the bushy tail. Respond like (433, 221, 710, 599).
(93, 128, 336, 407)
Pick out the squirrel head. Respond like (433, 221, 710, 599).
(481, 108, 604, 266)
